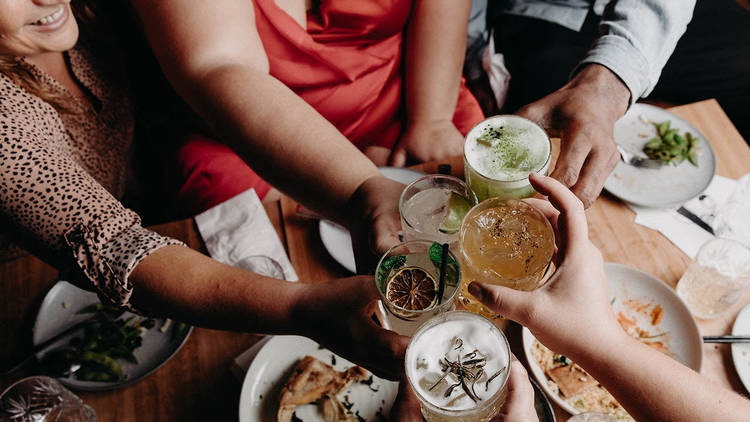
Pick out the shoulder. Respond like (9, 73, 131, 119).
(0, 71, 66, 140)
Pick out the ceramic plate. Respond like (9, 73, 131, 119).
(33, 281, 192, 391)
(530, 376, 557, 422)
(318, 166, 426, 273)
(731, 303, 750, 394)
(523, 262, 702, 417)
(604, 103, 716, 207)
(238, 335, 398, 422)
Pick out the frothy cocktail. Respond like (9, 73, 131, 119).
(405, 311, 510, 421)
(464, 115, 551, 200)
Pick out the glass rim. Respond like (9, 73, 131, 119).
(398, 174, 478, 232)
(375, 240, 462, 316)
(0, 375, 62, 398)
(404, 310, 511, 416)
(458, 197, 555, 277)
(463, 114, 552, 184)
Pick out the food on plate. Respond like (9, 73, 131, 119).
(39, 303, 189, 382)
(641, 119, 700, 166)
(531, 297, 670, 420)
(277, 355, 370, 422)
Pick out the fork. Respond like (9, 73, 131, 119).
(617, 145, 662, 169)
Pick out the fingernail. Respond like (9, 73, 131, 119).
(468, 282, 482, 299)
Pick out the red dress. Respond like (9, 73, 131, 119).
(176, 0, 484, 212)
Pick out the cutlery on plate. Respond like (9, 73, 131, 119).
(617, 145, 662, 169)
(702, 335, 750, 343)
(0, 316, 95, 375)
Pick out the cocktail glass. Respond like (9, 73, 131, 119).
(463, 115, 551, 201)
(0, 376, 96, 422)
(405, 311, 511, 422)
(458, 198, 555, 317)
(375, 240, 461, 336)
(399, 174, 478, 246)
(676, 238, 750, 319)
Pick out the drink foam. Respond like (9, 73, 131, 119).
(405, 312, 509, 411)
(465, 115, 550, 181)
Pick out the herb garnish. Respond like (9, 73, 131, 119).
(428, 337, 506, 403)
(376, 255, 406, 290)
(429, 242, 459, 287)
(553, 353, 572, 367)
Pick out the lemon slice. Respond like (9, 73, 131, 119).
(438, 192, 472, 234)
(385, 267, 438, 311)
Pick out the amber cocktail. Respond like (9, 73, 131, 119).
(458, 198, 555, 316)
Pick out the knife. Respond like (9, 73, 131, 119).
(676, 206, 715, 235)
(703, 335, 750, 343)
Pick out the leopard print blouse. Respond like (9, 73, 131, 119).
(0, 40, 183, 311)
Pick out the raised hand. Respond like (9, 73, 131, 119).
(516, 64, 630, 208)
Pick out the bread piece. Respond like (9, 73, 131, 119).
(277, 356, 369, 422)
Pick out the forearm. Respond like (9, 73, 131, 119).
(405, 0, 470, 124)
(170, 65, 380, 223)
(129, 0, 379, 224)
(570, 332, 750, 422)
(578, 0, 696, 101)
(568, 64, 630, 121)
(128, 245, 305, 333)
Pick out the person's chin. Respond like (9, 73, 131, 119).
(39, 22, 79, 53)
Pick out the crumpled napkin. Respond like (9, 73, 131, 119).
(628, 174, 749, 257)
(194, 188, 298, 281)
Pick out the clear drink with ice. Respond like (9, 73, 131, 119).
(405, 311, 510, 421)
(677, 238, 750, 319)
(464, 115, 551, 201)
(400, 175, 477, 245)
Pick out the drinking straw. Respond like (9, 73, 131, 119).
(437, 243, 449, 304)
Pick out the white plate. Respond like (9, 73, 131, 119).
(523, 262, 703, 416)
(33, 281, 192, 391)
(319, 166, 426, 273)
(731, 303, 750, 394)
(604, 103, 716, 208)
(238, 335, 398, 422)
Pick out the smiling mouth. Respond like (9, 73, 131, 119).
(30, 5, 66, 26)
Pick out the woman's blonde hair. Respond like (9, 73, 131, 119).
(0, 0, 96, 114)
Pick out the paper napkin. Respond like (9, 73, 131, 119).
(194, 188, 298, 281)
(627, 174, 748, 257)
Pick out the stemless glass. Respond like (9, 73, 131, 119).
(0, 376, 96, 422)
(676, 238, 750, 319)
(405, 311, 511, 422)
(458, 197, 555, 316)
(399, 174, 478, 245)
(463, 115, 551, 201)
(375, 240, 461, 336)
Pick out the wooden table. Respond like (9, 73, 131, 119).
(1, 100, 748, 421)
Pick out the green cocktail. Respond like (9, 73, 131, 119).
(464, 115, 551, 201)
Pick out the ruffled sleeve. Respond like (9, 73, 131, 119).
(0, 73, 183, 312)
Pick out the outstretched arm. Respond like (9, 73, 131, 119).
(518, 0, 696, 207)
(128, 0, 402, 269)
(128, 0, 376, 221)
(130, 246, 408, 379)
(470, 174, 750, 422)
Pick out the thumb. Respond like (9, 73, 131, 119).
(468, 282, 535, 325)
(388, 146, 408, 167)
